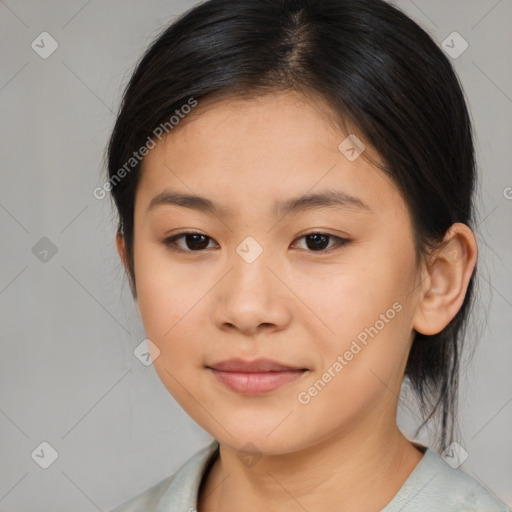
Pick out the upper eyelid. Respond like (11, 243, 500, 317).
(165, 230, 346, 241)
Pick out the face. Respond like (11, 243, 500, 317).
(129, 91, 424, 455)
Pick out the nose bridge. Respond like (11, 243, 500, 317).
(229, 233, 275, 292)
(213, 233, 289, 333)
(235, 233, 267, 265)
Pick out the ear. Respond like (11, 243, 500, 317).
(115, 231, 137, 300)
(115, 231, 129, 273)
(413, 223, 477, 336)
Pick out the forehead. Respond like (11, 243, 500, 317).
(136, 91, 404, 219)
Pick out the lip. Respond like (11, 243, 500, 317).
(207, 357, 307, 372)
(206, 358, 309, 395)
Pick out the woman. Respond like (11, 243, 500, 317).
(106, 0, 510, 510)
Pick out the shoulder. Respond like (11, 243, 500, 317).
(109, 472, 177, 512)
(108, 439, 219, 512)
(383, 447, 511, 512)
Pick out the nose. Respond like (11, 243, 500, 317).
(212, 249, 292, 336)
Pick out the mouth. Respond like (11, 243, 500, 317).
(206, 358, 309, 395)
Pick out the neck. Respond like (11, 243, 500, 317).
(198, 421, 424, 512)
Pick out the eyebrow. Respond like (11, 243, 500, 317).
(147, 189, 372, 217)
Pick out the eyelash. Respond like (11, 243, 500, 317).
(162, 231, 351, 254)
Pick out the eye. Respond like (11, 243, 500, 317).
(163, 231, 217, 252)
(291, 232, 351, 252)
(162, 231, 351, 253)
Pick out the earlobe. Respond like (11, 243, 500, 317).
(413, 223, 478, 336)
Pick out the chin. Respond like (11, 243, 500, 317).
(209, 424, 313, 456)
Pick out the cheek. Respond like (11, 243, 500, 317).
(313, 258, 411, 338)
(135, 260, 202, 400)
(305, 243, 417, 380)
(133, 242, 217, 379)
(133, 243, 188, 345)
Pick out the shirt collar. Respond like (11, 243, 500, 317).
(156, 438, 220, 511)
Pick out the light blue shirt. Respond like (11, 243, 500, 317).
(110, 440, 511, 511)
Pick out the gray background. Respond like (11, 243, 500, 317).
(0, 0, 511, 510)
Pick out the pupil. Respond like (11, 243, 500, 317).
(307, 234, 329, 251)
(187, 234, 209, 250)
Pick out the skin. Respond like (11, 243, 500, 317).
(116, 90, 477, 512)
